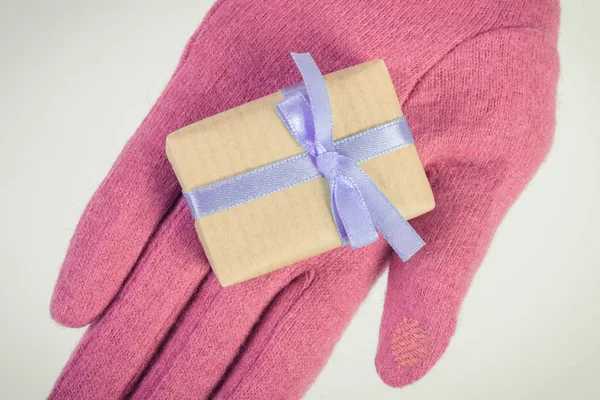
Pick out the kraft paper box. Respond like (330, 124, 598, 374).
(166, 59, 435, 286)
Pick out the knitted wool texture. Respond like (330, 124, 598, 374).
(50, 0, 560, 398)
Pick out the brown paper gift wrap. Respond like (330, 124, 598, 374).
(166, 59, 435, 286)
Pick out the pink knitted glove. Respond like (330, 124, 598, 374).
(50, 1, 559, 398)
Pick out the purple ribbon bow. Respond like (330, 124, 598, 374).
(275, 53, 424, 261)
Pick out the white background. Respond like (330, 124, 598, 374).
(1, 1, 599, 399)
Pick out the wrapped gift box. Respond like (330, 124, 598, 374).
(166, 58, 434, 286)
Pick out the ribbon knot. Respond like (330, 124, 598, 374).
(315, 151, 343, 180)
(275, 52, 425, 261)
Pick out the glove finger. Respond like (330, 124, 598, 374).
(50, 20, 232, 328)
(375, 25, 559, 387)
(131, 241, 391, 400)
(376, 160, 504, 387)
(49, 200, 212, 400)
(211, 242, 390, 400)
(130, 266, 315, 399)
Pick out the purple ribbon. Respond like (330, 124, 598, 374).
(183, 53, 424, 261)
(274, 53, 423, 260)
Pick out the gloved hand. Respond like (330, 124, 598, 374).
(49, 0, 560, 398)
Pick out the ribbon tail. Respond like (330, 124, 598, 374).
(341, 162, 425, 261)
(332, 176, 379, 248)
(372, 201, 425, 262)
(328, 180, 349, 246)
